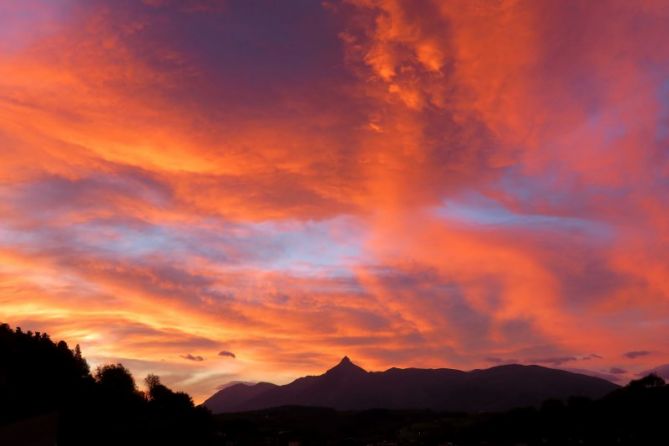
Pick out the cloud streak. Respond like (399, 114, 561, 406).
(624, 351, 651, 359)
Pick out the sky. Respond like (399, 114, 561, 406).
(1, 0, 669, 402)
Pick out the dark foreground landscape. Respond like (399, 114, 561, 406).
(2, 323, 669, 446)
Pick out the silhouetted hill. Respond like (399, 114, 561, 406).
(204, 382, 278, 412)
(205, 357, 618, 413)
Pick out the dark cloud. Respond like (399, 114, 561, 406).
(609, 367, 627, 374)
(530, 353, 602, 366)
(181, 353, 204, 362)
(624, 350, 651, 359)
(218, 350, 236, 359)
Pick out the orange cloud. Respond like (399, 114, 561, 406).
(1, 0, 669, 401)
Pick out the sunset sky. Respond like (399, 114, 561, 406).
(2, 0, 669, 402)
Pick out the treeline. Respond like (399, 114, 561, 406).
(0, 323, 216, 445)
(459, 374, 669, 445)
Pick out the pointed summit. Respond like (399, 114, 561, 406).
(325, 356, 366, 376)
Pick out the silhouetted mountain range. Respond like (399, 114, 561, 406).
(204, 356, 618, 413)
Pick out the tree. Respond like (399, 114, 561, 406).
(145, 374, 161, 395)
(73, 344, 90, 376)
(144, 373, 193, 409)
(95, 363, 138, 397)
(629, 373, 665, 390)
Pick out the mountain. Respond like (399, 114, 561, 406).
(204, 356, 618, 414)
(204, 382, 278, 412)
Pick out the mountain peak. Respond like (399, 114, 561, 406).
(325, 356, 366, 375)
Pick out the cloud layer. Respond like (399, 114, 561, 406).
(1, 0, 669, 400)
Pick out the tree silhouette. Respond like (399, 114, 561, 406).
(143, 373, 214, 445)
(73, 344, 90, 376)
(629, 373, 665, 390)
(95, 363, 138, 396)
(145, 373, 161, 393)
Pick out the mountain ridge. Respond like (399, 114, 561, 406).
(204, 358, 618, 414)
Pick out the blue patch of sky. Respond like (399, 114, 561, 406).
(657, 79, 669, 142)
(436, 190, 611, 238)
(234, 218, 366, 276)
(646, 79, 669, 194)
(87, 224, 179, 257)
(0, 1, 75, 53)
(0, 226, 40, 246)
(0, 215, 366, 278)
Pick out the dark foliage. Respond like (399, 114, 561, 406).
(0, 323, 91, 424)
(144, 373, 216, 444)
(0, 323, 216, 445)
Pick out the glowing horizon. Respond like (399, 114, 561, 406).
(2, 0, 669, 402)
